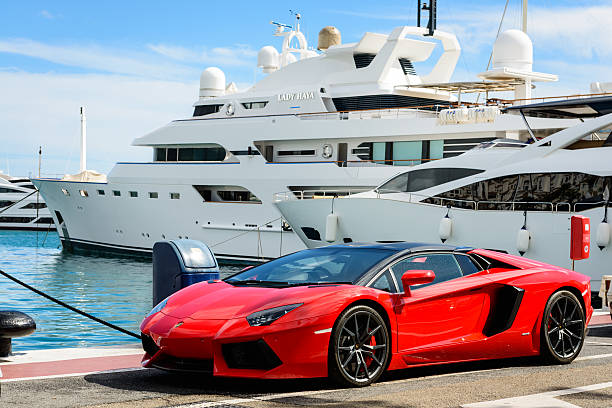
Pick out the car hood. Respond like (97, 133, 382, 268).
(161, 280, 352, 320)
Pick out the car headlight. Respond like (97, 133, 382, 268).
(147, 298, 168, 318)
(246, 303, 303, 326)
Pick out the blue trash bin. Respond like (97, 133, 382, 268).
(152, 239, 220, 306)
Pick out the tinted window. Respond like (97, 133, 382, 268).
(425, 173, 612, 212)
(378, 168, 483, 193)
(155, 148, 166, 161)
(454, 254, 481, 276)
(226, 247, 394, 285)
(167, 148, 178, 161)
(371, 271, 394, 292)
(391, 254, 463, 292)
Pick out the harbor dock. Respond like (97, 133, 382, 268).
(1, 313, 610, 408)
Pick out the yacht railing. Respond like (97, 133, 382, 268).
(274, 189, 609, 214)
(496, 91, 612, 107)
(298, 106, 440, 121)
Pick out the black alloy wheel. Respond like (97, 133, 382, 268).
(329, 305, 389, 387)
(541, 290, 585, 364)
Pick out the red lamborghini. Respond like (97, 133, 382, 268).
(140, 243, 592, 386)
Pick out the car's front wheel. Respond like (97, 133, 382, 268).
(329, 305, 390, 387)
(540, 290, 585, 364)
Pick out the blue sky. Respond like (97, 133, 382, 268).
(1, 0, 611, 176)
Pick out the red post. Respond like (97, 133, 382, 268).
(570, 215, 590, 261)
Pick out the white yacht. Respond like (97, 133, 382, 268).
(274, 96, 612, 299)
(32, 7, 578, 262)
(0, 172, 54, 231)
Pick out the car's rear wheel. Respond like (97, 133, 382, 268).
(329, 305, 389, 387)
(540, 290, 585, 364)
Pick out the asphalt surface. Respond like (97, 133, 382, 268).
(2, 325, 612, 408)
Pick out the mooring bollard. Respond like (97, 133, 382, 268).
(0, 311, 36, 357)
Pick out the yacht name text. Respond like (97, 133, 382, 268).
(277, 91, 314, 102)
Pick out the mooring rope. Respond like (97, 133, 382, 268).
(0, 268, 141, 340)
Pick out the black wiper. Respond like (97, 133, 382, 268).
(227, 280, 291, 286)
(286, 281, 353, 287)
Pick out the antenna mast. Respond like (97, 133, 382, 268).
(522, 0, 528, 33)
(416, 0, 437, 36)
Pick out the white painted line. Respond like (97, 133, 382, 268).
(585, 341, 612, 346)
(0, 367, 145, 383)
(463, 381, 612, 407)
(575, 352, 612, 361)
(0, 347, 143, 366)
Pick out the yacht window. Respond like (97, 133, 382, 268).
(156, 147, 226, 162)
(193, 104, 223, 117)
(193, 185, 261, 203)
(129, 191, 138, 198)
(79, 190, 88, 197)
(0, 200, 14, 208)
(277, 150, 316, 156)
(97, 189, 105, 195)
(35, 217, 54, 224)
(424, 173, 612, 212)
(398, 58, 416, 75)
(378, 168, 484, 193)
(149, 192, 158, 199)
(0, 187, 21, 193)
(217, 190, 260, 203)
(353, 53, 376, 69)
(20, 202, 47, 209)
(61, 188, 70, 196)
(0, 216, 35, 223)
(241, 102, 268, 109)
(113, 190, 121, 197)
(155, 148, 166, 161)
(352, 142, 373, 160)
(167, 148, 178, 161)
(170, 193, 180, 199)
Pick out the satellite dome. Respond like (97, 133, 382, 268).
(492, 29, 533, 72)
(199, 67, 225, 98)
(318, 26, 341, 50)
(285, 53, 297, 65)
(257, 46, 280, 74)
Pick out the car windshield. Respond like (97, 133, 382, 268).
(226, 246, 395, 286)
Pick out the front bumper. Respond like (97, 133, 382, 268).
(140, 311, 336, 379)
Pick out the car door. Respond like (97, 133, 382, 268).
(390, 252, 490, 363)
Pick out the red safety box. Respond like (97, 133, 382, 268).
(570, 215, 590, 260)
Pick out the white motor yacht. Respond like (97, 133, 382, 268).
(0, 172, 54, 231)
(274, 96, 612, 299)
(32, 6, 580, 262)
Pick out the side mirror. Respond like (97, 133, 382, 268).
(401, 270, 435, 295)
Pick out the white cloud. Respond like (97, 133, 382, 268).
(0, 39, 197, 80)
(39, 10, 56, 19)
(147, 43, 257, 67)
(0, 71, 197, 176)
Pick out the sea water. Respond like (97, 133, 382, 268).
(0, 230, 240, 350)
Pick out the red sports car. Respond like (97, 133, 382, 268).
(140, 243, 592, 386)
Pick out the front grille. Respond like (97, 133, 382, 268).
(141, 334, 159, 356)
(222, 340, 282, 370)
(153, 355, 214, 373)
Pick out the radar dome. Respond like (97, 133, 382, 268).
(318, 26, 341, 50)
(492, 29, 533, 72)
(199, 67, 225, 98)
(257, 46, 280, 74)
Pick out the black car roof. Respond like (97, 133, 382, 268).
(326, 242, 472, 253)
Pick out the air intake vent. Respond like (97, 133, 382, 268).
(353, 53, 376, 68)
(399, 58, 416, 75)
(332, 94, 445, 111)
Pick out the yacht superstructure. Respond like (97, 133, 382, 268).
(0, 172, 54, 231)
(32, 8, 579, 262)
(274, 97, 612, 295)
